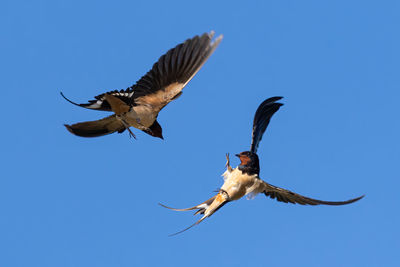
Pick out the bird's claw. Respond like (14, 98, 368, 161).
(225, 153, 232, 172)
(117, 115, 137, 140)
(127, 127, 137, 139)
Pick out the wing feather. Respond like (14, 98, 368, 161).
(250, 97, 284, 153)
(134, 32, 222, 111)
(64, 115, 125, 138)
(62, 32, 222, 113)
(262, 181, 364, 205)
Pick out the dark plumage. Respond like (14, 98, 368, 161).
(236, 151, 260, 175)
(250, 96, 283, 153)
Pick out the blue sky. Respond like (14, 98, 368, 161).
(1, 0, 399, 266)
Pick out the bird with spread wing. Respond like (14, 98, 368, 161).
(61, 31, 222, 139)
(160, 97, 364, 235)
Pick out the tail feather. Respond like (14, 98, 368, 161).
(160, 192, 229, 236)
(60, 91, 107, 110)
(159, 197, 216, 236)
(168, 215, 208, 236)
(159, 195, 217, 214)
(61, 91, 130, 112)
(250, 97, 284, 153)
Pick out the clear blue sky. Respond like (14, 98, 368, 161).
(1, 0, 399, 266)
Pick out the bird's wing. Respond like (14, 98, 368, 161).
(61, 31, 222, 112)
(64, 115, 125, 137)
(250, 97, 283, 154)
(133, 31, 222, 112)
(262, 180, 364, 205)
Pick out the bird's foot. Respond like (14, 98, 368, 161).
(225, 153, 232, 172)
(117, 115, 137, 139)
(127, 127, 137, 139)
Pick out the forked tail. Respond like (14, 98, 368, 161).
(159, 192, 229, 236)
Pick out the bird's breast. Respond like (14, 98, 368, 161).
(123, 106, 156, 129)
(221, 168, 260, 201)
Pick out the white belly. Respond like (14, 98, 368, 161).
(221, 168, 262, 200)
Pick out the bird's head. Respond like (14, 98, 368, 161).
(235, 151, 260, 175)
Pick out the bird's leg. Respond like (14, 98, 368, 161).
(116, 115, 136, 139)
(225, 153, 232, 172)
(126, 127, 136, 139)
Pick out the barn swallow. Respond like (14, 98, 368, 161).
(61, 31, 222, 139)
(160, 97, 364, 235)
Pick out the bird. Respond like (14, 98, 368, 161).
(61, 31, 222, 139)
(160, 97, 364, 235)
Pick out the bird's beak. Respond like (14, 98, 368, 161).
(235, 154, 240, 158)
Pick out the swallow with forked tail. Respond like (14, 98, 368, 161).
(160, 97, 364, 235)
(61, 31, 222, 139)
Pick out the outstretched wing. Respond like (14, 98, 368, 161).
(64, 115, 125, 137)
(133, 31, 222, 112)
(262, 181, 364, 205)
(250, 97, 283, 153)
(61, 31, 222, 112)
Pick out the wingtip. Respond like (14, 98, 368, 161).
(321, 194, 365, 205)
(214, 34, 223, 45)
(349, 194, 365, 202)
(258, 96, 285, 109)
(269, 96, 284, 102)
(354, 194, 365, 202)
(63, 124, 75, 135)
(336, 194, 364, 205)
(208, 30, 223, 44)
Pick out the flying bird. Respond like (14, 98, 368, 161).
(160, 97, 364, 235)
(61, 31, 222, 139)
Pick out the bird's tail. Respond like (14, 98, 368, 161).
(159, 192, 229, 236)
(64, 115, 126, 138)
